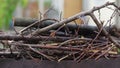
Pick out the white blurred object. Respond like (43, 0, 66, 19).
(83, 0, 116, 26)
(14, 3, 23, 17)
(52, 0, 64, 13)
(38, 0, 44, 13)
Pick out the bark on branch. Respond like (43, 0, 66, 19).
(89, 13, 120, 48)
(0, 35, 73, 42)
(29, 2, 117, 36)
(14, 18, 118, 37)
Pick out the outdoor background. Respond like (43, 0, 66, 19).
(0, 0, 119, 31)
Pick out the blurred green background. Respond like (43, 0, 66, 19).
(0, 0, 28, 30)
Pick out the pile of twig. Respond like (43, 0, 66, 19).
(0, 2, 120, 62)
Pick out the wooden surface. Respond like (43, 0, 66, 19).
(64, 0, 82, 23)
(64, 0, 82, 18)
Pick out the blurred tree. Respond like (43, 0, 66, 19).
(0, 0, 28, 30)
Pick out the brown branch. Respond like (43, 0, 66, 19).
(58, 54, 72, 62)
(14, 18, 119, 37)
(95, 44, 114, 60)
(29, 2, 117, 36)
(86, 44, 111, 59)
(19, 19, 59, 34)
(19, 20, 40, 34)
(0, 34, 74, 42)
(58, 38, 99, 47)
(1, 2, 119, 61)
(28, 46, 55, 61)
(11, 43, 82, 52)
(89, 13, 120, 48)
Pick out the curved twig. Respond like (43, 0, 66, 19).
(19, 19, 59, 35)
(30, 2, 118, 36)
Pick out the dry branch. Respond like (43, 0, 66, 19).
(90, 13, 120, 48)
(14, 18, 119, 37)
(11, 43, 82, 52)
(0, 2, 120, 62)
(29, 2, 117, 36)
(0, 34, 74, 42)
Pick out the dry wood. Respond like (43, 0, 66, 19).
(29, 2, 117, 36)
(0, 2, 119, 62)
(89, 13, 120, 48)
(0, 34, 74, 42)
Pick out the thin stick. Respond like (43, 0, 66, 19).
(0, 35, 74, 42)
(58, 54, 71, 62)
(58, 38, 101, 47)
(19, 19, 59, 34)
(30, 2, 117, 36)
(95, 44, 114, 60)
(28, 45, 55, 61)
(89, 13, 120, 48)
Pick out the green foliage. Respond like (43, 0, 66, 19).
(20, 0, 28, 8)
(44, 0, 51, 5)
(44, 0, 52, 9)
(0, 0, 28, 30)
